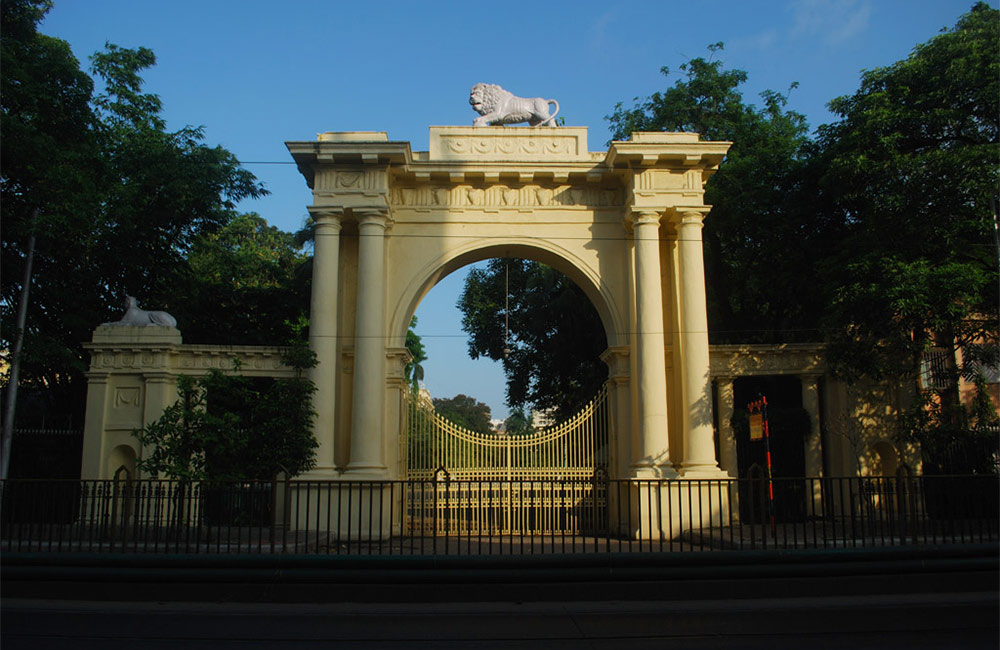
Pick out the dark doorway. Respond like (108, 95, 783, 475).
(732, 375, 809, 522)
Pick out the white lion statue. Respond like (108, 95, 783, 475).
(105, 296, 177, 327)
(469, 83, 560, 127)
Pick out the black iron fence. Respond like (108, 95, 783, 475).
(1, 474, 996, 555)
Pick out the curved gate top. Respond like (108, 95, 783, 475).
(287, 127, 730, 483)
(405, 385, 609, 482)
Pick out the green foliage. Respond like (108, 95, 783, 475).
(816, 3, 999, 466)
(818, 2, 999, 379)
(134, 344, 318, 481)
(132, 374, 215, 481)
(432, 394, 493, 435)
(175, 213, 310, 345)
(0, 3, 270, 425)
(459, 259, 607, 419)
(607, 43, 830, 344)
(503, 407, 534, 437)
(1, 0, 101, 413)
(404, 316, 427, 393)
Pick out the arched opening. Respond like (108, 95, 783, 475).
(399, 247, 612, 467)
(393, 241, 618, 420)
(397, 249, 613, 535)
(873, 440, 898, 477)
(391, 241, 623, 353)
(106, 444, 137, 481)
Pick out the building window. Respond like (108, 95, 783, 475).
(920, 348, 953, 390)
(962, 344, 1000, 384)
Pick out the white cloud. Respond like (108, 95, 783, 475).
(731, 28, 779, 51)
(588, 8, 618, 50)
(789, 0, 871, 44)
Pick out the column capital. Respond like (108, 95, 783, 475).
(354, 207, 393, 230)
(308, 206, 346, 219)
(600, 345, 631, 384)
(308, 207, 345, 232)
(667, 206, 711, 226)
(625, 208, 664, 229)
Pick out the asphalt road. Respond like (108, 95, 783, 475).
(3, 546, 997, 649)
(4, 592, 998, 649)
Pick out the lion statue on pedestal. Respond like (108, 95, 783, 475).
(104, 296, 177, 327)
(469, 83, 560, 127)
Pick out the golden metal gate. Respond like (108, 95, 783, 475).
(403, 386, 609, 535)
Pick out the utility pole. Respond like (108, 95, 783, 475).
(991, 194, 999, 352)
(1, 209, 38, 480)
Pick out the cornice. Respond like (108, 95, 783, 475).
(709, 343, 827, 378)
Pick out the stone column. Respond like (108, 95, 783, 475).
(801, 374, 824, 476)
(631, 210, 675, 478)
(80, 372, 110, 480)
(801, 373, 824, 512)
(346, 209, 391, 476)
(676, 210, 723, 477)
(600, 346, 632, 479)
(716, 377, 738, 477)
(307, 209, 343, 475)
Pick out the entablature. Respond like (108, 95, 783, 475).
(288, 127, 732, 216)
(709, 343, 827, 378)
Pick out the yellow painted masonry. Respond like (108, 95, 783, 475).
(80, 325, 295, 480)
(286, 127, 730, 482)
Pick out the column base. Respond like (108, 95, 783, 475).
(296, 466, 341, 481)
(630, 464, 679, 480)
(678, 463, 731, 479)
(341, 465, 390, 481)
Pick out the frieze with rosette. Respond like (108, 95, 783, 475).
(390, 185, 621, 208)
(442, 135, 579, 158)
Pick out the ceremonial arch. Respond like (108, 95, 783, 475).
(286, 126, 732, 489)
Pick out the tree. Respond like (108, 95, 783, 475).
(607, 43, 831, 345)
(1, 0, 102, 426)
(503, 407, 534, 437)
(133, 340, 318, 481)
(174, 213, 310, 345)
(459, 259, 608, 420)
(432, 394, 493, 435)
(816, 3, 999, 468)
(1, 4, 267, 428)
(404, 316, 427, 393)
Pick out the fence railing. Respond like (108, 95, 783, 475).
(1, 474, 996, 555)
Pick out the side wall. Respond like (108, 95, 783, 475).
(80, 325, 295, 480)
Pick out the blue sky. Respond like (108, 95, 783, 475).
(41, 0, 991, 420)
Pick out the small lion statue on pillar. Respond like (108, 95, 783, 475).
(104, 296, 177, 327)
(469, 83, 560, 127)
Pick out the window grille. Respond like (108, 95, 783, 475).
(920, 349, 953, 390)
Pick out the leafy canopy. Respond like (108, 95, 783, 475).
(176, 213, 310, 345)
(1, 1, 279, 428)
(432, 394, 493, 435)
(459, 259, 607, 420)
(815, 2, 999, 469)
(404, 316, 427, 394)
(607, 42, 827, 344)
